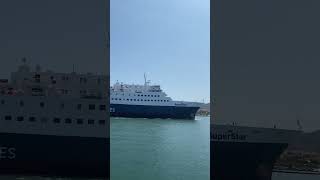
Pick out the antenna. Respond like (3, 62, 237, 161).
(296, 111, 303, 131)
(144, 73, 147, 86)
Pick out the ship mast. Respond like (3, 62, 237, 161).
(296, 111, 303, 131)
(144, 73, 147, 86)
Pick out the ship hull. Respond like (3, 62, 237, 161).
(0, 133, 109, 179)
(110, 104, 199, 120)
(211, 140, 288, 180)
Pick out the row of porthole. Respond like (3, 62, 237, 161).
(1, 100, 107, 111)
(111, 98, 169, 102)
(3, 116, 106, 125)
(113, 93, 161, 97)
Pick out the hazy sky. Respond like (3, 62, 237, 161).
(213, 0, 320, 132)
(111, 0, 210, 103)
(0, 0, 108, 77)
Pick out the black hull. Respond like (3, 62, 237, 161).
(0, 133, 109, 179)
(211, 141, 288, 180)
(110, 104, 199, 120)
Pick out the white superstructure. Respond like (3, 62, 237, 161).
(110, 77, 197, 107)
(0, 59, 109, 138)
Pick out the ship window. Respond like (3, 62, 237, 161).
(20, 101, 24, 107)
(41, 117, 48, 123)
(119, 98, 122, 100)
(88, 119, 94, 124)
(17, 116, 24, 121)
(29, 117, 36, 122)
(148, 100, 150, 101)
(5, 116, 12, 120)
(77, 104, 82, 110)
(151, 95, 153, 97)
(100, 105, 106, 110)
(134, 99, 136, 101)
(130, 99, 132, 101)
(65, 118, 72, 124)
(148, 95, 150, 97)
(127, 99, 129, 101)
(89, 104, 95, 110)
(40, 102, 44, 107)
(53, 118, 61, 123)
(99, 120, 105, 125)
(115, 98, 118, 100)
(77, 119, 83, 124)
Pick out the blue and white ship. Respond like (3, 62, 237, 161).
(210, 98, 302, 180)
(110, 75, 200, 120)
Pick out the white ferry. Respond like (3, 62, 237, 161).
(110, 75, 200, 120)
(0, 59, 109, 178)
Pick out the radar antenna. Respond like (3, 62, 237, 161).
(144, 73, 150, 86)
(296, 112, 303, 131)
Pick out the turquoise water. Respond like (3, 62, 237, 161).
(110, 116, 210, 180)
(0, 116, 318, 179)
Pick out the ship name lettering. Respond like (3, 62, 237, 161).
(211, 132, 247, 141)
(0, 147, 16, 160)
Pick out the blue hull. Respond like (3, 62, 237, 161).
(0, 133, 109, 179)
(110, 104, 199, 120)
(211, 141, 288, 180)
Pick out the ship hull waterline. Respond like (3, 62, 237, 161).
(0, 133, 109, 178)
(110, 104, 200, 120)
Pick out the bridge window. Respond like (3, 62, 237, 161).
(100, 105, 106, 110)
(88, 119, 94, 124)
(89, 104, 95, 110)
(41, 117, 48, 123)
(54, 118, 61, 123)
(99, 120, 106, 125)
(17, 116, 24, 121)
(77, 119, 83, 124)
(65, 118, 72, 124)
(29, 117, 36, 122)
